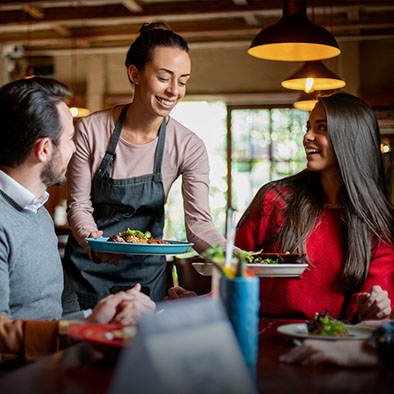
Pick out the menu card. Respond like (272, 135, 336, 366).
(108, 297, 257, 394)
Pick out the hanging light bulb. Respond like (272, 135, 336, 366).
(248, 0, 340, 61)
(281, 60, 346, 92)
(304, 78, 314, 93)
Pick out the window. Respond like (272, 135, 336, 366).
(164, 102, 308, 240)
(164, 101, 227, 240)
(229, 106, 308, 219)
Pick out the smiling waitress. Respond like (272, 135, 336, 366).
(63, 22, 225, 309)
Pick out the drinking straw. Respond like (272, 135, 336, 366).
(225, 207, 236, 269)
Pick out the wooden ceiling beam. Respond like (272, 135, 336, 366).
(1, 2, 394, 31)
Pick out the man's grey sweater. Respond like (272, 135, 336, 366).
(0, 190, 63, 320)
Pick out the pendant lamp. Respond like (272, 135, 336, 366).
(293, 91, 319, 111)
(69, 106, 90, 118)
(293, 90, 337, 111)
(281, 61, 346, 92)
(248, 0, 340, 61)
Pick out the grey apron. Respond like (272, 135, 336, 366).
(64, 104, 167, 309)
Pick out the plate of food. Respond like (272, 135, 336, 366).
(192, 262, 308, 278)
(249, 252, 306, 264)
(277, 311, 374, 340)
(68, 323, 136, 357)
(87, 229, 193, 255)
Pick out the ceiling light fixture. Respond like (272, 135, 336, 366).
(293, 91, 319, 111)
(69, 106, 90, 118)
(248, 0, 340, 62)
(281, 60, 346, 92)
(293, 90, 338, 111)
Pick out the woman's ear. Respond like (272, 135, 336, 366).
(127, 65, 140, 85)
(33, 137, 52, 163)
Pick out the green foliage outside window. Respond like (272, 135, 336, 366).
(164, 103, 308, 241)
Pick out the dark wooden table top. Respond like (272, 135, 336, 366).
(0, 318, 393, 394)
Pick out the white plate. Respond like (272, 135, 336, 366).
(277, 323, 374, 340)
(192, 262, 308, 278)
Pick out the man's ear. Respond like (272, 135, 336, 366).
(127, 65, 140, 85)
(33, 137, 52, 163)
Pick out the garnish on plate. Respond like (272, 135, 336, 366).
(307, 309, 350, 337)
(107, 228, 169, 244)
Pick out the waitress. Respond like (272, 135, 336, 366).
(63, 22, 225, 309)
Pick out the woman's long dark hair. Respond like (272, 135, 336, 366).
(238, 93, 394, 292)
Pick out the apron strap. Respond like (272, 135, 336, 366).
(96, 104, 130, 178)
(153, 117, 167, 182)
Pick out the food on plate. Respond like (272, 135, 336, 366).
(112, 325, 137, 339)
(104, 325, 137, 341)
(237, 250, 306, 264)
(307, 310, 350, 337)
(107, 229, 170, 244)
(201, 245, 306, 266)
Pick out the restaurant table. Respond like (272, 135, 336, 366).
(0, 318, 393, 394)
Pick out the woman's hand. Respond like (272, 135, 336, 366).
(89, 230, 125, 264)
(164, 286, 197, 300)
(280, 339, 380, 367)
(85, 284, 155, 325)
(356, 285, 391, 321)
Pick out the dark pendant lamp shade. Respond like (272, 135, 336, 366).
(281, 60, 346, 92)
(248, 0, 341, 61)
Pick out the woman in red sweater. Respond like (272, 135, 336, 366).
(235, 93, 394, 322)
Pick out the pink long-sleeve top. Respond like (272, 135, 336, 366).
(67, 106, 225, 254)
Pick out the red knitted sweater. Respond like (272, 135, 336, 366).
(235, 187, 394, 321)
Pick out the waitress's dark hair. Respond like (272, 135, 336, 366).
(237, 93, 394, 293)
(0, 76, 72, 167)
(125, 22, 189, 72)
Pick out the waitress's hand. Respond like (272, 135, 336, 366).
(89, 230, 125, 264)
(356, 285, 391, 320)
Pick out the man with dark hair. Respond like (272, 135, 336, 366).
(0, 77, 155, 364)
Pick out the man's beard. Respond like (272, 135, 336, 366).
(40, 149, 66, 188)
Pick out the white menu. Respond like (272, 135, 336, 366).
(108, 297, 258, 394)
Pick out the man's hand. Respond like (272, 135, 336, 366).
(89, 230, 125, 264)
(356, 285, 391, 320)
(112, 285, 156, 325)
(85, 284, 155, 325)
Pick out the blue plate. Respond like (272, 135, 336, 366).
(86, 237, 194, 255)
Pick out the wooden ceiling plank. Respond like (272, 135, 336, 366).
(51, 23, 71, 37)
(242, 14, 260, 26)
(347, 6, 360, 22)
(21, 4, 44, 19)
(122, 0, 143, 13)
